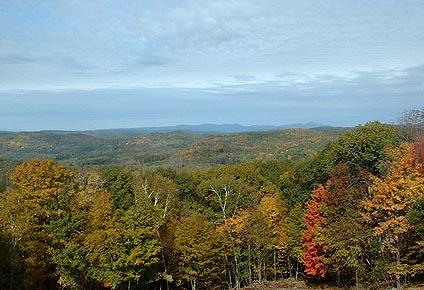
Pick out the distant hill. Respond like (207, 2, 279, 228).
(64, 122, 328, 136)
(177, 128, 340, 166)
(0, 126, 344, 168)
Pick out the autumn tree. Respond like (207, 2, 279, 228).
(240, 194, 288, 285)
(197, 171, 261, 289)
(245, 210, 270, 283)
(82, 189, 162, 289)
(174, 213, 224, 290)
(362, 144, 424, 289)
(403, 137, 424, 278)
(47, 167, 164, 289)
(256, 194, 287, 281)
(302, 185, 327, 278)
(0, 189, 30, 289)
(318, 164, 370, 287)
(133, 170, 180, 289)
(10, 159, 75, 199)
(0, 159, 75, 289)
(133, 171, 179, 221)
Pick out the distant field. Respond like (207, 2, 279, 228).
(0, 128, 343, 168)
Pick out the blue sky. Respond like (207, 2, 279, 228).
(0, 0, 423, 130)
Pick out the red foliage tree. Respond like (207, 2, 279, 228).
(302, 185, 327, 278)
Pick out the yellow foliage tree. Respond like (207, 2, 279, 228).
(0, 159, 75, 288)
(362, 144, 424, 288)
(10, 159, 75, 200)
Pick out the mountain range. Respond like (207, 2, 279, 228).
(2, 122, 328, 134)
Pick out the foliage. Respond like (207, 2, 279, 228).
(0, 128, 339, 168)
(319, 164, 370, 285)
(363, 144, 424, 254)
(1, 120, 424, 289)
(362, 143, 424, 287)
(333, 122, 399, 176)
(102, 166, 135, 210)
(174, 213, 224, 290)
(302, 185, 327, 278)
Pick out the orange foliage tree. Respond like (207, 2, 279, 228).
(302, 185, 327, 278)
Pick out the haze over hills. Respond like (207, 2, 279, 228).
(1, 122, 329, 134)
(86, 122, 328, 134)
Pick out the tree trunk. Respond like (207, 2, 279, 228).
(248, 244, 252, 285)
(234, 253, 240, 290)
(288, 256, 292, 278)
(258, 260, 262, 283)
(337, 269, 340, 287)
(9, 262, 14, 290)
(10, 240, 17, 290)
(295, 260, 299, 280)
(273, 249, 277, 281)
(225, 254, 232, 288)
(396, 251, 401, 290)
(157, 230, 170, 290)
(355, 269, 359, 289)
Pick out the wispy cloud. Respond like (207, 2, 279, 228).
(1, 0, 424, 90)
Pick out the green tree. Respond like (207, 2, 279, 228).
(284, 203, 304, 279)
(102, 166, 135, 210)
(406, 197, 424, 277)
(174, 213, 224, 290)
(333, 122, 399, 176)
(48, 185, 92, 289)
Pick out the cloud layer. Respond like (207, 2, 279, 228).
(0, 1, 423, 129)
(1, 65, 423, 130)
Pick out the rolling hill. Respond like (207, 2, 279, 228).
(0, 127, 344, 168)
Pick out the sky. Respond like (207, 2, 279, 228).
(0, 0, 423, 131)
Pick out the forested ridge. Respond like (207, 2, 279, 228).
(0, 128, 340, 168)
(0, 111, 423, 289)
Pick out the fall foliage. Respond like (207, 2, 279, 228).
(302, 185, 327, 278)
(0, 120, 423, 289)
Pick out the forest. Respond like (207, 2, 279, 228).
(0, 127, 340, 167)
(0, 110, 423, 290)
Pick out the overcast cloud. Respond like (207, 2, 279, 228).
(0, 0, 423, 130)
